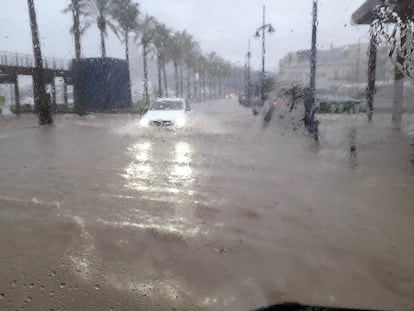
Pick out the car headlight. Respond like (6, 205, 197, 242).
(139, 116, 149, 127)
(175, 116, 186, 128)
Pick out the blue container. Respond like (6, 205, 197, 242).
(71, 58, 131, 112)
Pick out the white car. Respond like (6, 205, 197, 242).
(139, 98, 189, 129)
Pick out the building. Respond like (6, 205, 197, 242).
(278, 43, 394, 89)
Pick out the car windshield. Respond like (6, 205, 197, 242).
(150, 100, 184, 111)
(1, 1, 414, 311)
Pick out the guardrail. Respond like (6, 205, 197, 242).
(0, 51, 70, 71)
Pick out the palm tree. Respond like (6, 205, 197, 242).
(63, 0, 82, 59)
(153, 22, 171, 97)
(135, 14, 156, 106)
(162, 39, 171, 97)
(181, 32, 199, 99)
(198, 54, 208, 100)
(72, 0, 82, 59)
(207, 52, 220, 98)
(27, 0, 52, 124)
(63, 0, 90, 114)
(111, 0, 139, 105)
(81, 0, 115, 58)
(170, 31, 192, 97)
(63, 0, 92, 59)
(192, 52, 206, 100)
(169, 31, 183, 97)
(218, 60, 232, 96)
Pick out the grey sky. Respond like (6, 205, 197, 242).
(0, 0, 370, 71)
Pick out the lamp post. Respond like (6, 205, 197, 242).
(307, 0, 318, 135)
(245, 40, 252, 105)
(254, 5, 274, 115)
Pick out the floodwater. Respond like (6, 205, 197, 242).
(0, 99, 413, 311)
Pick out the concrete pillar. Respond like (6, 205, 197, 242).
(63, 78, 68, 106)
(51, 77, 57, 113)
(14, 76, 20, 115)
(366, 32, 377, 121)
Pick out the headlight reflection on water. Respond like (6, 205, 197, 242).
(122, 141, 195, 195)
(122, 142, 153, 192)
(170, 142, 193, 184)
(119, 140, 201, 239)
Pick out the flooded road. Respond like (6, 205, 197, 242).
(0, 99, 414, 311)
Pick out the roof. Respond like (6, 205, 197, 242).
(352, 0, 414, 25)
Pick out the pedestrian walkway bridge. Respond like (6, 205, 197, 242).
(0, 51, 73, 113)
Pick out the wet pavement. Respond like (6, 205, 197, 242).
(0, 99, 414, 311)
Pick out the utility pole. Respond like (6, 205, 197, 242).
(27, 0, 52, 124)
(356, 39, 361, 83)
(244, 56, 248, 97)
(246, 40, 252, 103)
(307, 0, 318, 134)
(254, 5, 274, 114)
(261, 5, 266, 106)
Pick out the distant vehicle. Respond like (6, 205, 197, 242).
(238, 94, 253, 108)
(225, 93, 235, 99)
(139, 98, 189, 129)
(316, 96, 362, 114)
(238, 94, 246, 104)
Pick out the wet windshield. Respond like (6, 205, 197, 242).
(1, 1, 414, 311)
(150, 100, 184, 111)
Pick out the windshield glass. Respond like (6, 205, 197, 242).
(1, 1, 414, 311)
(150, 100, 184, 111)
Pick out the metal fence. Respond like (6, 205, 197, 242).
(0, 51, 70, 70)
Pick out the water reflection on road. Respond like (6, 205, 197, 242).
(169, 141, 194, 193)
(1, 104, 414, 311)
(123, 141, 153, 192)
(123, 140, 195, 196)
(120, 139, 200, 238)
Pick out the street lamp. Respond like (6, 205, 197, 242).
(307, 0, 318, 135)
(246, 40, 252, 104)
(254, 5, 274, 115)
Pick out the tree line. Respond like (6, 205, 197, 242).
(65, 0, 240, 107)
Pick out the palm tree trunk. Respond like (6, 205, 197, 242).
(157, 56, 162, 97)
(219, 77, 223, 96)
(143, 44, 149, 106)
(174, 61, 179, 97)
(27, 0, 52, 125)
(125, 34, 132, 106)
(209, 75, 212, 99)
(179, 64, 184, 97)
(193, 70, 197, 101)
(186, 69, 190, 99)
(100, 28, 106, 58)
(212, 76, 216, 98)
(186, 66, 191, 99)
(202, 73, 206, 100)
(163, 61, 168, 97)
(72, 0, 84, 115)
(72, 0, 81, 59)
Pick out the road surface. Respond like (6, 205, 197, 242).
(0, 99, 414, 311)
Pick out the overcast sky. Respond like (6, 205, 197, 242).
(0, 0, 370, 71)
